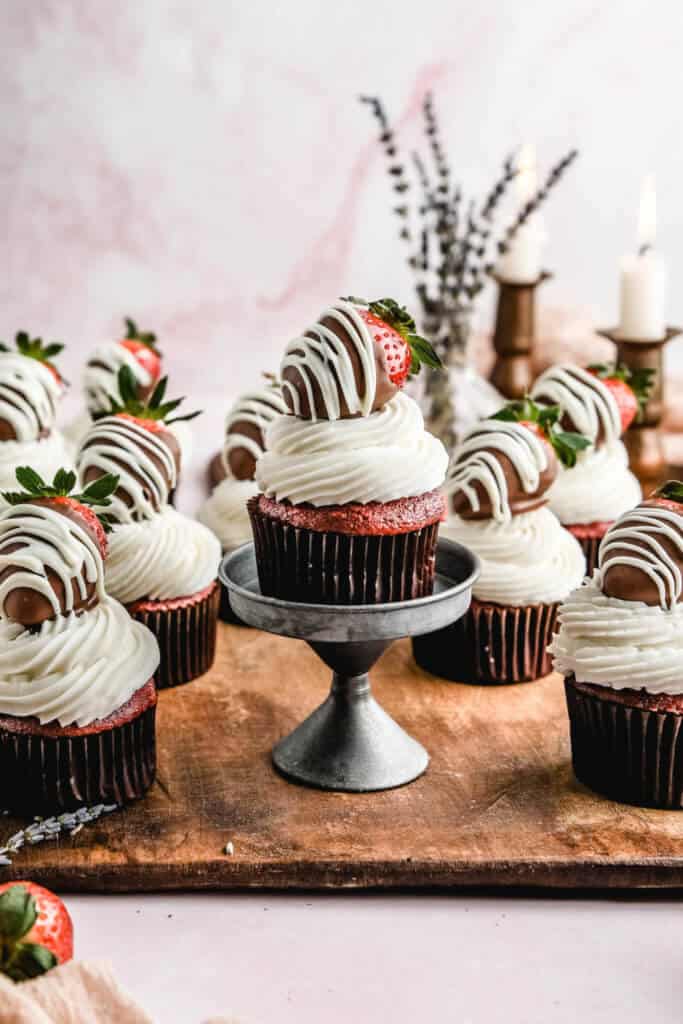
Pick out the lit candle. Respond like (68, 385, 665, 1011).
(496, 144, 545, 285)
(618, 175, 668, 340)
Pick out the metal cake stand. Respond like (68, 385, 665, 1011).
(219, 538, 479, 793)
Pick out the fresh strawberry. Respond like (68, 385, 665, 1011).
(119, 318, 162, 383)
(0, 332, 65, 384)
(492, 397, 591, 468)
(343, 296, 442, 389)
(2, 466, 121, 545)
(100, 365, 201, 430)
(586, 363, 654, 433)
(0, 881, 73, 982)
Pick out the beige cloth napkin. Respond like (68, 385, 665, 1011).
(0, 961, 153, 1024)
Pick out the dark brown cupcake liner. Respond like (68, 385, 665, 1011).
(564, 675, 683, 809)
(0, 683, 157, 817)
(413, 597, 559, 685)
(564, 525, 610, 577)
(249, 506, 439, 605)
(128, 582, 220, 689)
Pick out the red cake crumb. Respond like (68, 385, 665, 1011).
(253, 490, 446, 536)
(126, 580, 218, 614)
(0, 678, 157, 738)
(565, 520, 612, 540)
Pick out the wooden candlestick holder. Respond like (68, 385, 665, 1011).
(490, 271, 551, 399)
(597, 326, 682, 491)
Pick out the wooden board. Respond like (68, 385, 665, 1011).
(3, 623, 683, 891)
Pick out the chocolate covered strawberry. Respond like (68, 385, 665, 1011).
(119, 317, 162, 384)
(0, 331, 65, 384)
(1, 466, 120, 625)
(586, 363, 654, 433)
(346, 296, 442, 389)
(492, 396, 592, 468)
(0, 881, 73, 982)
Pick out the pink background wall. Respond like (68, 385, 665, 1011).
(2, 0, 682, 410)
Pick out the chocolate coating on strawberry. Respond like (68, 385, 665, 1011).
(85, 318, 162, 417)
(78, 368, 199, 523)
(223, 380, 288, 481)
(0, 333, 65, 442)
(598, 482, 683, 608)
(280, 297, 441, 422)
(0, 468, 118, 626)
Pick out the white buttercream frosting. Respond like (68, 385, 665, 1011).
(596, 504, 683, 611)
(256, 392, 448, 507)
(78, 416, 178, 523)
(442, 506, 586, 605)
(0, 597, 160, 726)
(199, 476, 256, 552)
(0, 353, 64, 442)
(0, 503, 105, 618)
(280, 300, 378, 421)
(550, 577, 683, 694)
(531, 363, 621, 445)
(104, 506, 221, 604)
(545, 440, 641, 525)
(443, 419, 549, 523)
(84, 341, 152, 417)
(223, 384, 288, 472)
(0, 431, 74, 500)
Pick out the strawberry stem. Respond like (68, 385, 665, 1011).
(2, 467, 120, 531)
(0, 332, 64, 368)
(491, 397, 592, 468)
(124, 318, 159, 351)
(0, 885, 58, 982)
(341, 295, 443, 376)
(655, 480, 683, 504)
(95, 366, 202, 425)
(587, 362, 655, 416)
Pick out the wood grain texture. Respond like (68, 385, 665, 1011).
(3, 624, 683, 891)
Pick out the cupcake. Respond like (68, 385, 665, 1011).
(413, 401, 587, 684)
(0, 332, 72, 498)
(531, 362, 649, 573)
(199, 377, 288, 622)
(0, 467, 159, 816)
(251, 296, 447, 604)
(77, 370, 221, 688)
(551, 481, 683, 808)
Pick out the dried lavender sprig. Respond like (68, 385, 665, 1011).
(0, 803, 118, 866)
(497, 148, 579, 255)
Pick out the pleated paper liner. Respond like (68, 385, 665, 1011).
(249, 504, 439, 604)
(0, 679, 157, 817)
(128, 581, 220, 690)
(413, 597, 559, 685)
(565, 675, 683, 809)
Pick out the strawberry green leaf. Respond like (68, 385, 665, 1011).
(104, 367, 202, 424)
(52, 468, 77, 494)
(15, 466, 48, 495)
(0, 885, 37, 943)
(78, 473, 120, 504)
(123, 317, 158, 350)
(2, 467, 120, 528)
(2, 942, 57, 983)
(655, 480, 683, 504)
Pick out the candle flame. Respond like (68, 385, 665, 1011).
(637, 174, 657, 252)
(517, 143, 537, 202)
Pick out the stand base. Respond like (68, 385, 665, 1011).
(272, 671, 429, 792)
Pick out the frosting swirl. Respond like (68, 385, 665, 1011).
(104, 506, 221, 604)
(84, 341, 152, 417)
(0, 432, 73, 499)
(550, 578, 683, 694)
(199, 477, 256, 552)
(0, 597, 160, 725)
(442, 506, 586, 605)
(545, 441, 641, 525)
(0, 353, 63, 441)
(256, 392, 448, 506)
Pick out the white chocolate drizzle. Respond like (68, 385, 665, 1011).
(444, 420, 549, 524)
(0, 353, 63, 442)
(0, 503, 105, 619)
(597, 504, 683, 610)
(84, 341, 152, 417)
(531, 363, 621, 445)
(78, 416, 178, 524)
(222, 383, 288, 475)
(280, 300, 378, 421)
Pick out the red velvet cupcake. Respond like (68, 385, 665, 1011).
(252, 297, 447, 604)
(0, 468, 160, 816)
(77, 371, 221, 688)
